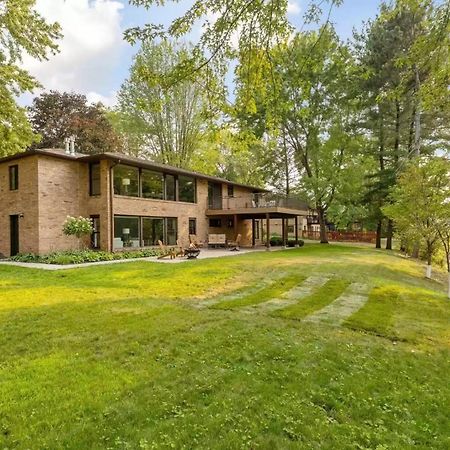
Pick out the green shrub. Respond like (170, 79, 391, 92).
(270, 237, 304, 247)
(10, 249, 160, 265)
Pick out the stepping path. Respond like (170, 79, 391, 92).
(193, 275, 286, 309)
(241, 275, 330, 314)
(303, 282, 370, 326)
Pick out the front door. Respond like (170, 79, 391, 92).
(208, 182, 222, 209)
(10, 215, 19, 256)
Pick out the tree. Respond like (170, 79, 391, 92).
(125, 1, 342, 95)
(0, 0, 61, 156)
(28, 91, 122, 154)
(115, 41, 217, 170)
(274, 28, 361, 243)
(383, 157, 450, 280)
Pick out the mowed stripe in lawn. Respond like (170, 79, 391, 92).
(211, 273, 307, 309)
(273, 279, 351, 320)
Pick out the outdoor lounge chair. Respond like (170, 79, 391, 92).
(176, 240, 185, 257)
(157, 240, 176, 259)
(228, 233, 242, 251)
(189, 234, 204, 248)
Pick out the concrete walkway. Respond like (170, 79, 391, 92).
(0, 247, 292, 271)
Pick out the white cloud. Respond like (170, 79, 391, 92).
(21, 0, 125, 106)
(86, 90, 117, 107)
(287, 1, 301, 15)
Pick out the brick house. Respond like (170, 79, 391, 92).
(0, 148, 308, 257)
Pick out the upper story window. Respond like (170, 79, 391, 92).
(227, 184, 234, 197)
(165, 174, 176, 201)
(114, 164, 139, 197)
(9, 165, 18, 190)
(142, 169, 164, 199)
(179, 175, 196, 203)
(89, 163, 101, 196)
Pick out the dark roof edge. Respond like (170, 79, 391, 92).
(0, 149, 80, 164)
(0, 149, 269, 192)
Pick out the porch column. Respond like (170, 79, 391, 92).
(295, 216, 299, 247)
(266, 213, 271, 251)
(233, 214, 238, 238)
(282, 217, 286, 247)
(252, 218, 256, 248)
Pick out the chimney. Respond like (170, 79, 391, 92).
(64, 137, 70, 154)
(69, 136, 76, 155)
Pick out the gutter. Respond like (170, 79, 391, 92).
(109, 160, 120, 252)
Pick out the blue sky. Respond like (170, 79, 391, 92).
(22, 0, 382, 106)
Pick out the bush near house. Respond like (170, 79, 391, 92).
(10, 249, 160, 265)
(270, 236, 304, 247)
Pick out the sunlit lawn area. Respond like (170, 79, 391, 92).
(0, 244, 449, 449)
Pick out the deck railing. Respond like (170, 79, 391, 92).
(207, 193, 309, 211)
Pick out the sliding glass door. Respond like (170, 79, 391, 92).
(142, 218, 164, 246)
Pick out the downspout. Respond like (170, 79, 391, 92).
(109, 160, 120, 252)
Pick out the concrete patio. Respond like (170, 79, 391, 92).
(0, 246, 292, 270)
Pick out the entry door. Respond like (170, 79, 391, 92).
(10, 215, 19, 256)
(208, 182, 222, 209)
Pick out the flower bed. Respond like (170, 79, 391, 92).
(9, 249, 160, 265)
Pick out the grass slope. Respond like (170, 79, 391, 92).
(211, 272, 306, 309)
(0, 244, 449, 449)
(273, 278, 350, 320)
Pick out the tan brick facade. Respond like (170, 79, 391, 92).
(0, 150, 269, 256)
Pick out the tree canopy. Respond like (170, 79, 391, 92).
(0, 0, 61, 156)
(28, 91, 122, 154)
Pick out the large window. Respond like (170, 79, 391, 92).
(165, 174, 176, 201)
(142, 169, 164, 199)
(9, 165, 18, 191)
(142, 218, 164, 246)
(89, 163, 101, 196)
(114, 165, 139, 196)
(114, 216, 178, 249)
(113, 164, 196, 203)
(179, 176, 196, 203)
(166, 218, 177, 245)
(114, 216, 140, 249)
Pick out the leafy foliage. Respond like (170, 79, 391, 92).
(115, 41, 219, 170)
(28, 91, 122, 154)
(10, 249, 160, 265)
(62, 216, 94, 239)
(0, 0, 61, 156)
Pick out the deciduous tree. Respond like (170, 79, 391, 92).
(0, 0, 61, 156)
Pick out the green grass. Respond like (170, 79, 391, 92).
(0, 243, 449, 449)
(273, 278, 351, 320)
(211, 272, 306, 309)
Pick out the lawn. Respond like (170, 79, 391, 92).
(0, 243, 449, 449)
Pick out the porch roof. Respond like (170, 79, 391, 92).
(205, 206, 308, 219)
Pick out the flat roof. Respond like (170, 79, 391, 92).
(0, 148, 269, 193)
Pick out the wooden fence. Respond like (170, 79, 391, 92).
(302, 230, 377, 243)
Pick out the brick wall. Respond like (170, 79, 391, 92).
(0, 156, 40, 256)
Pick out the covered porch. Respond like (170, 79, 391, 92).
(206, 208, 307, 250)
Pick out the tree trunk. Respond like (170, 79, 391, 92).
(414, 65, 421, 156)
(425, 241, 433, 279)
(317, 207, 329, 244)
(376, 219, 382, 249)
(385, 219, 393, 250)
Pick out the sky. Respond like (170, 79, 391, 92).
(21, 0, 382, 107)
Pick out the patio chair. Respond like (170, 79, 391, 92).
(228, 233, 242, 251)
(176, 240, 185, 257)
(157, 240, 176, 260)
(189, 234, 204, 248)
